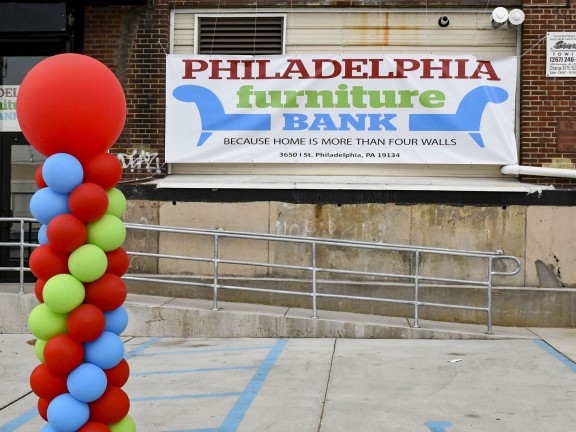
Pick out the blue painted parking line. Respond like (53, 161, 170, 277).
(125, 337, 161, 359)
(0, 337, 159, 430)
(131, 365, 256, 376)
(218, 338, 288, 432)
(425, 421, 453, 432)
(533, 339, 576, 372)
(0, 408, 38, 432)
(161, 338, 289, 432)
(136, 345, 277, 357)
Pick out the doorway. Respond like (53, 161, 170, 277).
(0, 0, 77, 280)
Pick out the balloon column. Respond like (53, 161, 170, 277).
(17, 54, 135, 432)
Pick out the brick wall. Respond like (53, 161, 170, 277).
(84, 1, 169, 183)
(521, 1, 576, 187)
(83, 0, 576, 188)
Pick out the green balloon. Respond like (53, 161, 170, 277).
(43, 274, 85, 313)
(68, 244, 108, 282)
(35, 338, 47, 363)
(28, 304, 68, 340)
(87, 214, 126, 252)
(106, 188, 127, 218)
(109, 415, 136, 432)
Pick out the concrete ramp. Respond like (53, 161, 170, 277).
(0, 291, 535, 340)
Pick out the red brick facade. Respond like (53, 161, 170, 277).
(85, 2, 169, 183)
(83, 1, 576, 187)
(521, 1, 576, 187)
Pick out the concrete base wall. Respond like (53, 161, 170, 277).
(122, 279, 576, 328)
(124, 200, 575, 288)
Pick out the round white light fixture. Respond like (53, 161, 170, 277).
(507, 9, 526, 27)
(491, 7, 509, 28)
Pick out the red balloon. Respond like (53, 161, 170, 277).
(30, 363, 68, 400)
(43, 334, 84, 374)
(29, 244, 70, 281)
(78, 421, 111, 432)
(69, 183, 109, 223)
(16, 53, 126, 163)
(37, 397, 50, 421)
(104, 358, 130, 387)
(35, 164, 47, 189)
(67, 304, 106, 342)
(106, 247, 130, 277)
(35, 279, 46, 303)
(84, 273, 127, 312)
(47, 214, 87, 253)
(83, 153, 123, 191)
(89, 386, 130, 424)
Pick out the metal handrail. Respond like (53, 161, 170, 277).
(0, 217, 521, 334)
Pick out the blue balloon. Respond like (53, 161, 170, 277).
(42, 153, 84, 193)
(67, 363, 107, 402)
(84, 331, 124, 369)
(38, 224, 48, 244)
(40, 424, 58, 432)
(29, 187, 70, 225)
(104, 306, 129, 335)
(47, 393, 89, 432)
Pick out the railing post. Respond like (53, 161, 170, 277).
(19, 220, 25, 294)
(413, 251, 420, 329)
(212, 234, 219, 311)
(486, 257, 494, 335)
(312, 242, 318, 319)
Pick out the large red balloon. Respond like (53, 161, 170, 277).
(47, 214, 87, 253)
(84, 273, 127, 312)
(30, 363, 68, 400)
(78, 421, 111, 432)
(104, 358, 130, 388)
(67, 304, 106, 342)
(106, 247, 130, 277)
(43, 334, 84, 374)
(16, 54, 126, 163)
(83, 153, 123, 191)
(89, 386, 130, 424)
(37, 397, 50, 421)
(29, 244, 70, 281)
(35, 279, 46, 303)
(69, 183, 109, 223)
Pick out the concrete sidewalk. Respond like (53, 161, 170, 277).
(1, 289, 576, 431)
(1, 332, 576, 432)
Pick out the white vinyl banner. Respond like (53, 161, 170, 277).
(0, 85, 20, 132)
(165, 54, 518, 164)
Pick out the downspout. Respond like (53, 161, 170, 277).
(501, 164, 576, 179)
